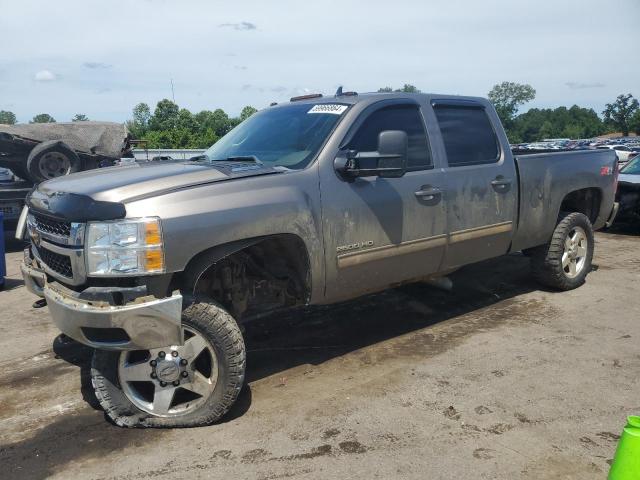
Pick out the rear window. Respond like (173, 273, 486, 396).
(434, 105, 500, 167)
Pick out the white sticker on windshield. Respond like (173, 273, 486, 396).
(307, 104, 348, 115)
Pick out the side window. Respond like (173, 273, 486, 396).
(433, 105, 500, 167)
(347, 105, 432, 169)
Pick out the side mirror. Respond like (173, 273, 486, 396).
(376, 130, 409, 178)
(334, 130, 408, 180)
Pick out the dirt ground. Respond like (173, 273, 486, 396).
(0, 225, 638, 480)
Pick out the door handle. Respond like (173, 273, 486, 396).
(491, 179, 512, 192)
(414, 186, 442, 202)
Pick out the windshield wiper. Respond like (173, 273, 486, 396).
(211, 155, 263, 165)
(189, 154, 208, 162)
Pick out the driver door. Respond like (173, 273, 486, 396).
(319, 100, 447, 302)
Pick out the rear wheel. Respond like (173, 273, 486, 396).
(91, 300, 245, 428)
(530, 212, 594, 290)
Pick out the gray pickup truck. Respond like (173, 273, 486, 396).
(19, 92, 618, 428)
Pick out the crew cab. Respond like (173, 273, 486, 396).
(19, 92, 619, 427)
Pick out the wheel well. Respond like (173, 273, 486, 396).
(559, 188, 601, 223)
(179, 234, 311, 320)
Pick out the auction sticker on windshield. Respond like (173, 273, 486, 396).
(308, 104, 348, 115)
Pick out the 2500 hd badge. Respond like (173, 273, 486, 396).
(336, 240, 375, 253)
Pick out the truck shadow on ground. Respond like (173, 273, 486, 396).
(242, 252, 546, 385)
(1, 253, 548, 480)
(54, 252, 547, 417)
(600, 220, 640, 237)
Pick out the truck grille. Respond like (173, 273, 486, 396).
(33, 213, 71, 238)
(36, 245, 73, 279)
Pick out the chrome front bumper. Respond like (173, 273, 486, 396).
(21, 261, 184, 351)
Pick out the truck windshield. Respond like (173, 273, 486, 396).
(203, 103, 348, 169)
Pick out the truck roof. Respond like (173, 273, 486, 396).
(274, 91, 491, 109)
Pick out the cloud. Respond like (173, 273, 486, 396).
(270, 86, 287, 93)
(565, 81, 606, 90)
(34, 70, 56, 82)
(234, 65, 248, 70)
(219, 21, 257, 31)
(83, 62, 112, 69)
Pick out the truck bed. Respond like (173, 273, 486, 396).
(510, 149, 617, 252)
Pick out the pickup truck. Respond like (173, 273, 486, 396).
(19, 92, 619, 428)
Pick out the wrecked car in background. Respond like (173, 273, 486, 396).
(616, 156, 640, 223)
(0, 122, 131, 183)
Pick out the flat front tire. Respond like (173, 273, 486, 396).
(91, 299, 245, 428)
(530, 212, 594, 290)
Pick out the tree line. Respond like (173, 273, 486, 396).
(386, 82, 640, 142)
(487, 82, 639, 142)
(0, 84, 638, 148)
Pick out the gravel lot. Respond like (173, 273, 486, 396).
(0, 226, 638, 479)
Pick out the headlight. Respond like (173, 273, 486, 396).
(85, 218, 165, 276)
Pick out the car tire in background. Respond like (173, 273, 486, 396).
(91, 298, 246, 428)
(26, 140, 81, 183)
(530, 212, 594, 291)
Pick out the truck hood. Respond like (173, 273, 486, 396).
(36, 160, 282, 204)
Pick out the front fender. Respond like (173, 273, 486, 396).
(123, 168, 325, 303)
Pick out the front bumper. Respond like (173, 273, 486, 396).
(21, 261, 183, 351)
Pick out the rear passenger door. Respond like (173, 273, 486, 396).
(431, 100, 517, 269)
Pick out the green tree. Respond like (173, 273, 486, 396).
(176, 108, 197, 131)
(169, 128, 195, 148)
(509, 105, 604, 143)
(488, 81, 536, 129)
(127, 103, 151, 138)
(603, 93, 639, 136)
(72, 113, 89, 122)
(31, 113, 56, 123)
(195, 109, 232, 137)
(142, 130, 173, 149)
(239, 106, 258, 121)
(561, 124, 583, 139)
(630, 109, 640, 135)
(0, 110, 17, 124)
(377, 85, 420, 93)
(149, 99, 180, 131)
(195, 127, 218, 149)
(396, 84, 420, 93)
(539, 120, 554, 140)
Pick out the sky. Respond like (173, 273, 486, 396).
(0, 0, 638, 123)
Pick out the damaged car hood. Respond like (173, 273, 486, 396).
(0, 122, 129, 158)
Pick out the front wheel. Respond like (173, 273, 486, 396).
(530, 212, 594, 291)
(91, 300, 245, 428)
